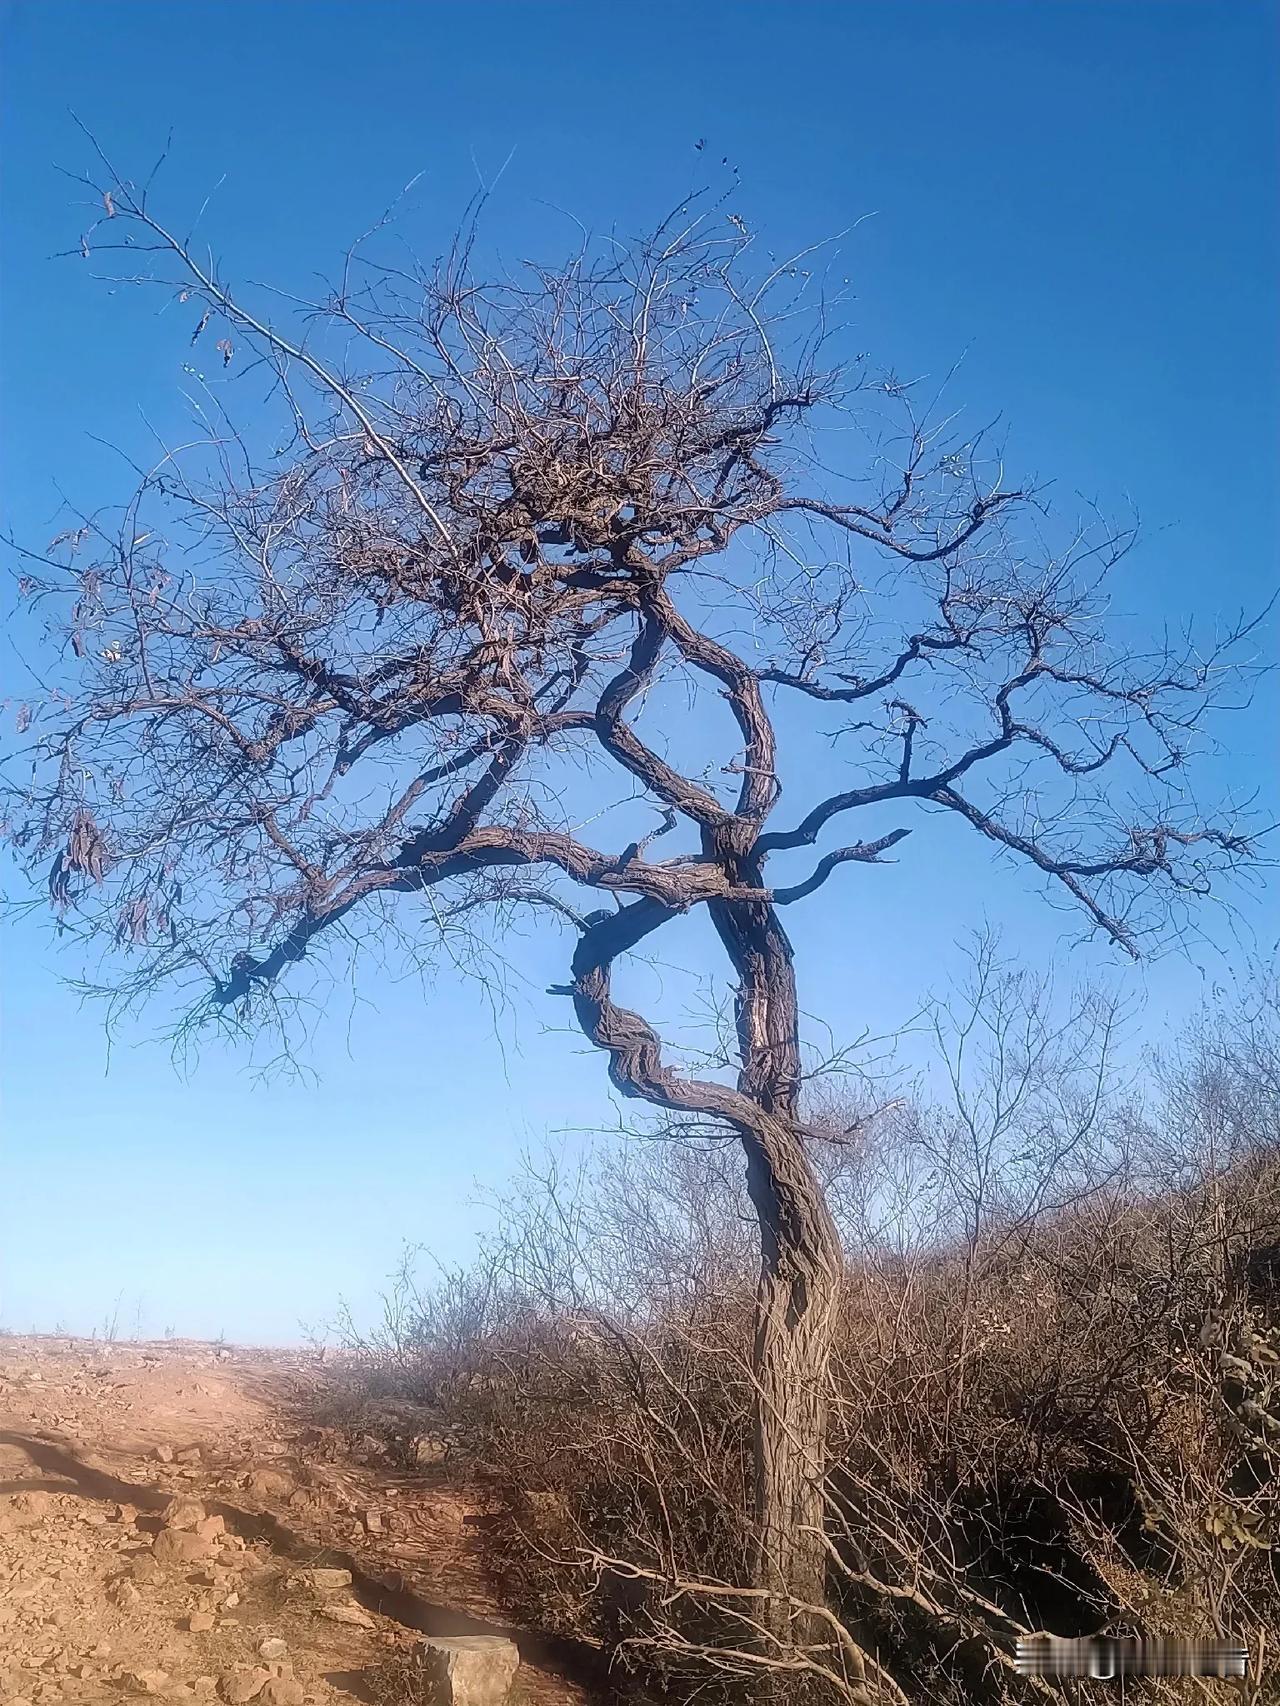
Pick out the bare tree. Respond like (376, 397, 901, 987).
(3, 145, 1260, 1675)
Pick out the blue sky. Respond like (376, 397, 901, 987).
(1, 0, 1276, 1343)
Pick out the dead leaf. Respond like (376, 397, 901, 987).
(103, 190, 116, 218)
(115, 896, 150, 947)
(191, 311, 211, 345)
(216, 338, 234, 366)
(67, 809, 109, 881)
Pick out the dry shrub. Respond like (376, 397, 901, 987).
(337, 981, 1280, 1704)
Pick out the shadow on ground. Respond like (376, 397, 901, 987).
(0, 1429, 610, 1698)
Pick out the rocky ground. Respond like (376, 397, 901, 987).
(0, 1337, 593, 1706)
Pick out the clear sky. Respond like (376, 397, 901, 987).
(1, 0, 1276, 1344)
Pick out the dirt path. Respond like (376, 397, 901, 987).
(0, 1337, 595, 1706)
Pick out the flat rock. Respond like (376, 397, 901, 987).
(300, 1567, 351, 1593)
(125, 1672, 171, 1697)
(154, 1529, 214, 1565)
(419, 1637, 521, 1706)
(409, 1432, 448, 1467)
(244, 1470, 292, 1500)
(162, 1498, 207, 1533)
(217, 1669, 270, 1705)
(316, 1600, 374, 1628)
(258, 1681, 303, 1706)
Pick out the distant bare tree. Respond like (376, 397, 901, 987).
(3, 140, 1260, 1684)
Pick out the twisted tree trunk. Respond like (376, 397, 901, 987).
(569, 883, 843, 1630)
(709, 863, 844, 1633)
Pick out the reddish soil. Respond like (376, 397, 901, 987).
(0, 1337, 593, 1706)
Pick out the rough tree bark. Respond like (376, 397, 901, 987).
(745, 1108, 842, 1630)
(711, 867, 843, 1624)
